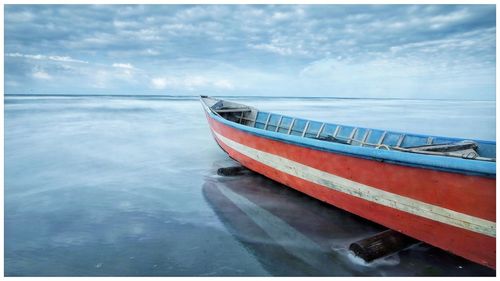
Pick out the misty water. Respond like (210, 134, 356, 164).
(4, 95, 495, 276)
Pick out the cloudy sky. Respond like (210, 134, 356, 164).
(4, 4, 496, 99)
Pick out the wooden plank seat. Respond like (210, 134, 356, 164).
(404, 140, 478, 152)
(211, 100, 252, 113)
(214, 108, 252, 113)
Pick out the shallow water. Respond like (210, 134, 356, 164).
(4, 95, 495, 276)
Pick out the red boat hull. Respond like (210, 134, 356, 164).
(205, 112, 496, 269)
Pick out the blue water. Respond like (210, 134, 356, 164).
(4, 95, 495, 276)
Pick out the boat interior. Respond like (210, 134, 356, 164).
(202, 97, 496, 162)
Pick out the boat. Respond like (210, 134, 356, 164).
(200, 96, 496, 269)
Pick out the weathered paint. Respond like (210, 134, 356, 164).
(203, 104, 496, 269)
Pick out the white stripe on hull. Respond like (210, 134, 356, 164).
(213, 131, 496, 238)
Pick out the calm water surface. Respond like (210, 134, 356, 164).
(4, 95, 495, 276)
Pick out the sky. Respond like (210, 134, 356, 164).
(4, 4, 496, 99)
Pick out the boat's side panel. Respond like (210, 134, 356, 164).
(205, 112, 496, 269)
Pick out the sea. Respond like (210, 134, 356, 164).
(4, 95, 496, 276)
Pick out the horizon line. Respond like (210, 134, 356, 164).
(3, 93, 496, 102)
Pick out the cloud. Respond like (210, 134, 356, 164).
(6, 53, 88, 64)
(248, 43, 293, 56)
(32, 70, 52, 80)
(150, 75, 234, 91)
(112, 63, 134, 69)
(112, 20, 140, 29)
(3, 5, 496, 99)
(296, 55, 494, 99)
(151, 77, 169, 89)
(5, 11, 34, 22)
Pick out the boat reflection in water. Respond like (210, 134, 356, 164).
(202, 161, 494, 276)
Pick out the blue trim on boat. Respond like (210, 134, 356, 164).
(204, 106, 496, 177)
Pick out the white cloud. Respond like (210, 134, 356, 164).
(79, 34, 112, 46)
(113, 20, 139, 29)
(6, 53, 88, 64)
(48, 55, 87, 63)
(295, 53, 495, 99)
(134, 28, 161, 41)
(32, 70, 52, 80)
(173, 5, 230, 22)
(150, 75, 234, 91)
(112, 63, 134, 69)
(271, 12, 291, 21)
(389, 27, 495, 55)
(151, 77, 169, 89)
(248, 43, 293, 56)
(428, 8, 471, 29)
(144, 49, 160, 56)
(161, 23, 193, 32)
(6, 11, 34, 22)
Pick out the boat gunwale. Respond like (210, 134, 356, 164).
(201, 97, 496, 177)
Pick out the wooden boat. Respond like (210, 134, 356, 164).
(200, 96, 496, 269)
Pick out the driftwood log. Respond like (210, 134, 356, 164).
(217, 166, 248, 176)
(349, 229, 419, 262)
